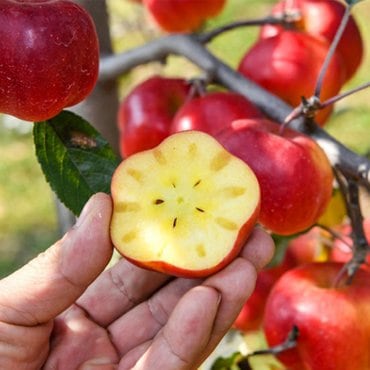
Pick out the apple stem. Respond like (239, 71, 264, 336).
(197, 14, 297, 44)
(313, 4, 353, 99)
(316, 223, 353, 249)
(334, 168, 369, 281)
(241, 325, 299, 367)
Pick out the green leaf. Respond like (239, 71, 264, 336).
(33, 110, 121, 216)
(211, 352, 251, 370)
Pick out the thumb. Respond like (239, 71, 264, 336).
(0, 193, 113, 326)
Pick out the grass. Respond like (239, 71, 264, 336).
(0, 0, 369, 278)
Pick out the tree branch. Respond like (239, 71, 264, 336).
(98, 33, 370, 186)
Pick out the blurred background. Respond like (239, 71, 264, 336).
(1, 0, 369, 278)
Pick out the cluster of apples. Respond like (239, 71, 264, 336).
(112, 1, 369, 368)
(234, 219, 370, 370)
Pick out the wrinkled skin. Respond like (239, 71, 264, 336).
(0, 193, 274, 370)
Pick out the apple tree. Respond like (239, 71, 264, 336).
(1, 0, 370, 369)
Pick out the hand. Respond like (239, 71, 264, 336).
(0, 193, 274, 370)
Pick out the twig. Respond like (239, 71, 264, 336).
(198, 14, 296, 43)
(314, 4, 353, 98)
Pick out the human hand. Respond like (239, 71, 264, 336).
(0, 193, 274, 370)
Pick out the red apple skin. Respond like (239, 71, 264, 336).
(0, 0, 99, 122)
(118, 76, 191, 157)
(142, 0, 226, 33)
(330, 218, 370, 266)
(121, 206, 260, 278)
(170, 91, 263, 137)
(216, 118, 334, 235)
(260, 0, 363, 81)
(287, 226, 330, 263)
(233, 251, 296, 332)
(263, 262, 370, 370)
(238, 31, 346, 125)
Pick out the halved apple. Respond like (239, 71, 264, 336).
(110, 131, 260, 278)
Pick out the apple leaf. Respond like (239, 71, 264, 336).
(33, 110, 121, 216)
(211, 352, 251, 370)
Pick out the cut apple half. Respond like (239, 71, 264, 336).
(110, 131, 260, 278)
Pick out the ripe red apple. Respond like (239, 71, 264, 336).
(117, 76, 191, 158)
(233, 226, 328, 333)
(0, 0, 99, 122)
(216, 118, 334, 235)
(110, 130, 261, 278)
(233, 252, 296, 332)
(142, 0, 226, 33)
(287, 226, 330, 264)
(170, 91, 263, 137)
(238, 31, 346, 125)
(260, 0, 363, 81)
(263, 262, 370, 370)
(330, 218, 370, 265)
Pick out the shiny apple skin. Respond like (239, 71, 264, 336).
(0, 0, 99, 121)
(216, 118, 334, 235)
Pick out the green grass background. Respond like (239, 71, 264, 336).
(0, 0, 369, 278)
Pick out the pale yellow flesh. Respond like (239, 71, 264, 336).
(111, 131, 260, 271)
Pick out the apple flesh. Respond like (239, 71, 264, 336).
(171, 91, 263, 137)
(110, 131, 260, 278)
(263, 262, 370, 370)
(216, 118, 334, 235)
(260, 0, 363, 82)
(118, 76, 191, 158)
(238, 31, 345, 125)
(143, 0, 226, 33)
(0, 0, 99, 121)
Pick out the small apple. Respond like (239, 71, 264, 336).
(117, 76, 191, 158)
(260, 0, 363, 81)
(287, 226, 330, 264)
(0, 0, 99, 122)
(330, 218, 370, 265)
(216, 118, 334, 235)
(110, 130, 261, 278)
(170, 91, 263, 137)
(142, 0, 226, 33)
(233, 253, 296, 332)
(238, 31, 346, 125)
(263, 262, 370, 370)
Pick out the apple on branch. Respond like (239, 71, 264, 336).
(263, 262, 370, 370)
(260, 0, 364, 82)
(110, 130, 261, 278)
(238, 31, 346, 125)
(117, 76, 191, 158)
(171, 91, 264, 137)
(216, 118, 334, 235)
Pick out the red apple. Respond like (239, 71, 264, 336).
(170, 91, 263, 137)
(263, 262, 370, 370)
(0, 0, 99, 122)
(216, 118, 334, 235)
(260, 0, 363, 81)
(233, 227, 328, 333)
(142, 0, 226, 33)
(287, 226, 330, 264)
(110, 130, 261, 278)
(233, 252, 296, 332)
(330, 218, 370, 265)
(238, 31, 346, 125)
(117, 76, 191, 158)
